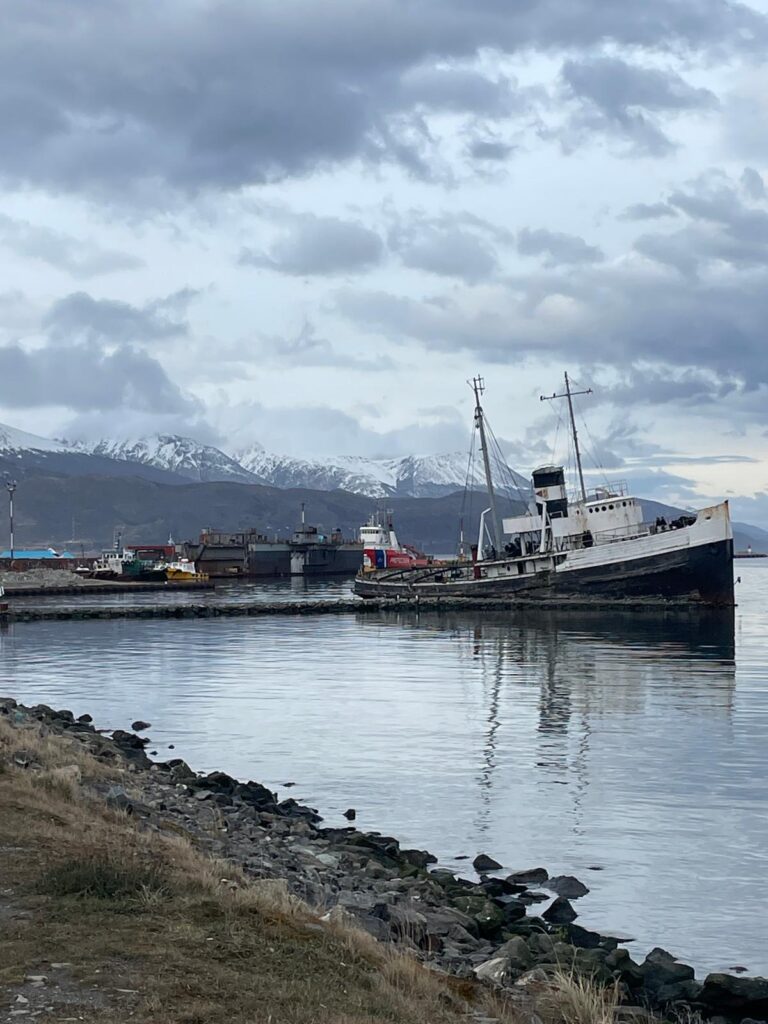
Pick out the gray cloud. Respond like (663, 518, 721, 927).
(559, 57, 718, 155)
(741, 167, 766, 200)
(43, 290, 194, 344)
(0, 0, 762, 199)
(467, 139, 515, 161)
(0, 340, 197, 414)
(621, 202, 679, 220)
(388, 214, 502, 282)
(240, 215, 384, 276)
(633, 171, 768, 275)
(0, 215, 143, 278)
(517, 227, 604, 266)
(257, 322, 392, 370)
(336, 241, 768, 412)
(215, 399, 468, 459)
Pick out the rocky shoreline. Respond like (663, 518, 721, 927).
(2, 696, 766, 1023)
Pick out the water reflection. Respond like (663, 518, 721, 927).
(0, 583, 758, 974)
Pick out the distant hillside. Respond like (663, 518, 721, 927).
(2, 475, 524, 554)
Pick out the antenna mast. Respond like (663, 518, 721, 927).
(470, 376, 502, 553)
(540, 372, 593, 503)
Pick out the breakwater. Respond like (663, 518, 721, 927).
(0, 595, 731, 624)
(2, 697, 767, 1022)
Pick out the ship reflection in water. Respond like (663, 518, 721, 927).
(376, 607, 736, 838)
(1, 571, 764, 976)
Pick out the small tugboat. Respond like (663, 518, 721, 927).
(163, 557, 209, 582)
(359, 511, 433, 570)
(354, 374, 734, 607)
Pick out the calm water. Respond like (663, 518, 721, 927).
(1, 564, 766, 975)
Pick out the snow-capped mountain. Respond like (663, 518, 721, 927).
(237, 447, 530, 498)
(72, 435, 261, 484)
(0, 424, 69, 455)
(0, 419, 528, 497)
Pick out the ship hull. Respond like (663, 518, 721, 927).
(354, 504, 734, 608)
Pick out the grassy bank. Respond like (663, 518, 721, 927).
(0, 713, 546, 1024)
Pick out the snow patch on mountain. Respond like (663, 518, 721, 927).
(73, 435, 260, 484)
(0, 423, 70, 454)
(237, 448, 530, 498)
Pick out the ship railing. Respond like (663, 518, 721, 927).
(591, 518, 696, 544)
(585, 480, 629, 501)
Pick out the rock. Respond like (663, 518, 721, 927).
(24, 975, 48, 984)
(473, 853, 503, 872)
(495, 896, 527, 924)
(111, 729, 149, 749)
(528, 932, 555, 957)
(507, 867, 549, 885)
(655, 979, 703, 1005)
(343, 808, 356, 820)
(105, 785, 133, 814)
(401, 848, 437, 869)
(496, 936, 533, 970)
(423, 906, 480, 940)
(131, 720, 151, 732)
(637, 950, 695, 1004)
(568, 924, 614, 950)
(451, 896, 505, 940)
(76, 714, 93, 724)
(372, 902, 428, 946)
(546, 875, 590, 899)
(480, 875, 525, 898)
(168, 744, 175, 749)
(14, 996, 29, 1005)
(543, 896, 578, 924)
(520, 888, 548, 905)
(700, 974, 768, 1019)
(475, 956, 515, 986)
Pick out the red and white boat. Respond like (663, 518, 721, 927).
(359, 512, 432, 571)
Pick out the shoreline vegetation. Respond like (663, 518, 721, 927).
(1, 699, 766, 1023)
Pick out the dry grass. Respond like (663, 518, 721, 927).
(0, 711, 519, 1024)
(542, 969, 620, 1024)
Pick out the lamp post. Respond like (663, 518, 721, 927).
(5, 480, 16, 561)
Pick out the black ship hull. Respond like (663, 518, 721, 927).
(354, 538, 734, 608)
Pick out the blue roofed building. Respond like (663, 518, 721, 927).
(0, 548, 75, 559)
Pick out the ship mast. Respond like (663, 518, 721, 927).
(471, 375, 502, 553)
(540, 371, 593, 503)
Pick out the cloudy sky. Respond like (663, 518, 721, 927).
(3, 0, 768, 521)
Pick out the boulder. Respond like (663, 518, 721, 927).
(700, 974, 768, 1019)
(507, 868, 549, 885)
(131, 720, 151, 732)
(105, 785, 133, 814)
(496, 936, 533, 971)
(451, 895, 506, 939)
(475, 956, 515, 986)
(637, 950, 695, 1004)
(400, 848, 437, 869)
(423, 906, 480, 940)
(546, 875, 590, 899)
(543, 896, 578, 924)
(480, 876, 525, 898)
(473, 853, 503, 872)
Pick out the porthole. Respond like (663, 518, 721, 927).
(609, 503, 614, 510)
